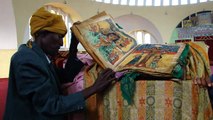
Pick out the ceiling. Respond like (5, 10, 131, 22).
(93, 0, 213, 6)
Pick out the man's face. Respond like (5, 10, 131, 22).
(40, 32, 64, 57)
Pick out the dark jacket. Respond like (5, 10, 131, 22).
(4, 43, 85, 120)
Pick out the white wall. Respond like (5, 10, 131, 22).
(0, 0, 17, 49)
(114, 14, 163, 43)
(12, 0, 213, 45)
(0, 0, 17, 78)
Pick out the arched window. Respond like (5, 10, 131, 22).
(114, 14, 163, 44)
(130, 30, 155, 44)
(144, 33, 151, 44)
(45, 5, 72, 50)
(27, 6, 72, 50)
(25, 3, 84, 51)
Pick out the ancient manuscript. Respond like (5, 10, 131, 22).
(72, 12, 187, 78)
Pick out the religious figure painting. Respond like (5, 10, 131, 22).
(72, 11, 188, 78)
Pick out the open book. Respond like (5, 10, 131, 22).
(72, 12, 188, 78)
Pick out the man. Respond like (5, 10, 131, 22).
(208, 74, 213, 108)
(4, 7, 117, 120)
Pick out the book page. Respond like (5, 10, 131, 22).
(72, 12, 137, 69)
(116, 44, 186, 75)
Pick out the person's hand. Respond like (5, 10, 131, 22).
(82, 68, 118, 99)
(69, 31, 79, 57)
(69, 32, 79, 51)
(69, 21, 82, 57)
(92, 68, 117, 93)
(193, 76, 213, 87)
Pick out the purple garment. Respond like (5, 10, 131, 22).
(115, 70, 128, 79)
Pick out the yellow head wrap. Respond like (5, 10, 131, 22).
(30, 7, 67, 36)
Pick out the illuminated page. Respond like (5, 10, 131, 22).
(116, 44, 186, 76)
(72, 12, 137, 69)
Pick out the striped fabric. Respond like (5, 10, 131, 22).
(84, 70, 213, 120)
(83, 42, 213, 120)
(55, 42, 213, 120)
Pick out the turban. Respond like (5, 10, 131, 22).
(30, 7, 67, 36)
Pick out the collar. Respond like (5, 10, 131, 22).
(30, 42, 51, 66)
(45, 55, 51, 64)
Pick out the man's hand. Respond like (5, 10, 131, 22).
(69, 21, 82, 57)
(82, 68, 118, 99)
(92, 68, 117, 93)
(193, 76, 213, 87)
(69, 32, 79, 51)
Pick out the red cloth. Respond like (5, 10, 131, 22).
(0, 78, 8, 120)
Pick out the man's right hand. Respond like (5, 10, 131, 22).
(92, 68, 117, 93)
(82, 68, 117, 99)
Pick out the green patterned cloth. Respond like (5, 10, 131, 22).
(172, 43, 190, 79)
(120, 72, 140, 104)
